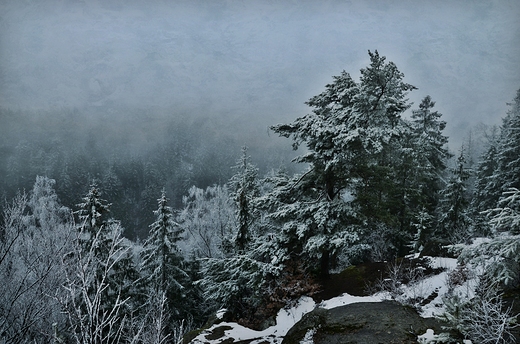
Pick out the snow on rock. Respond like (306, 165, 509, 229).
(319, 291, 389, 309)
(417, 328, 436, 343)
(188, 292, 396, 343)
(417, 329, 472, 343)
(415, 270, 450, 318)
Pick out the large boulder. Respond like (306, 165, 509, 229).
(282, 301, 445, 344)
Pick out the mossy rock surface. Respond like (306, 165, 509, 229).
(282, 301, 444, 344)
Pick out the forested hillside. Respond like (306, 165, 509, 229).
(0, 106, 298, 239)
(1, 51, 519, 343)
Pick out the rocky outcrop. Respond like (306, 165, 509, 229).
(282, 301, 445, 344)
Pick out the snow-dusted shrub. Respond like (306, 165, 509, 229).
(441, 278, 517, 344)
(373, 258, 429, 307)
(455, 234, 520, 288)
(446, 264, 472, 292)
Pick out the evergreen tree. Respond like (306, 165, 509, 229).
(76, 184, 111, 243)
(437, 148, 472, 245)
(409, 208, 434, 256)
(228, 147, 260, 253)
(402, 96, 451, 254)
(409, 95, 451, 208)
(471, 90, 520, 236)
(196, 234, 282, 323)
(29, 175, 71, 228)
(487, 188, 520, 235)
(140, 189, 189, 322)
(496, 89, 520, 194)
(269, 50, 416, 274)
(472, 126, 501, 213)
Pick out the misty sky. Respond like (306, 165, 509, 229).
(1, 0, 519, 149)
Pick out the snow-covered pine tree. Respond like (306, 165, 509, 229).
(409, 96, 451, 209)
(403, 96, 451, 254)
(269, 50, 416, 274)
(140, 189, 189, 322)
(471, 90, 520, 235)
(472, 125, 501, 214)
(76, 184, 111, 244)
(409, 208, 434, 256)
(437, 148, 472, 245)
(29, 175, 72, 228)
(196, 236, 282, 323)
(195, 169, 283, 322)
(228, 147, 260, 253)
(486, 188, 520, 235)
(496, 89, 520, 195)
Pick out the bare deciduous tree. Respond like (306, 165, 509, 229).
(59, 224, 131, 344)
(1, 179, 74, 343)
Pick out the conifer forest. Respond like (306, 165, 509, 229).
(2, 50, 520, 343)
(1, 1, 520, 343)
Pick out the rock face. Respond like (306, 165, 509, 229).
(282, 301, 444, 344)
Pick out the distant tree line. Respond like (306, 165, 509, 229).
(1, 51, 519, 342)
(0, 107, 296, 239)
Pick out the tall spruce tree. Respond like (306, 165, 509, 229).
(402, 96, 451, 254)
(140, 189, 189, 321)
(496, 89, 520, 194)
(76, 184, 111, 242)
(472, 126, 501, 213)
(472, 90, 520, 233)
(437, 148, 472, 245)
(269, 50, 416, 275)
(409, 96, 451, 207)
(228, 147, 260, 253)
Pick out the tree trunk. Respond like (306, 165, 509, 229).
(320, 250, 330, 279)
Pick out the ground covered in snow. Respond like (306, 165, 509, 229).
(185, 257, 495, 343)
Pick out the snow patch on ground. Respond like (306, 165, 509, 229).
(407, 256, 477, 319)
(427, 256, 458, 270)
(189, 296, 316, 344)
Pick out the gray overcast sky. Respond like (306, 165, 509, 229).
(1, 0, 519, 148)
